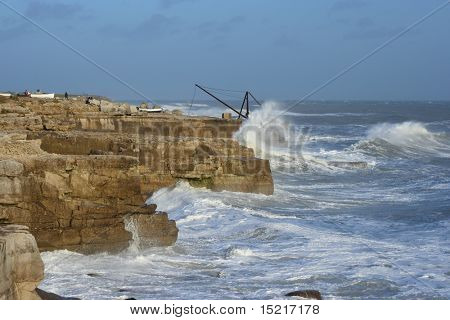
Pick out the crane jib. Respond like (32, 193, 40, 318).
(194, 84, 262, 120)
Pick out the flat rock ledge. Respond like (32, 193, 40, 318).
(0, 96, 273, 253)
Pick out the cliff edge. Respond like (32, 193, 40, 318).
(0, 96, 273, 252)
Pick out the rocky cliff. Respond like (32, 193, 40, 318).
(0, 223, 44, 300)
(0, 96, 273, 252)
(0, 135, 177, 252)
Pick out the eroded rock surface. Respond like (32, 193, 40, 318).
(0, 138, 178, 252)
(30, 131, 274, 195)
(0, 96, 273, 252)
(0, 224, 44, 300)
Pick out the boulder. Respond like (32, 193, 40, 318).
(35, 288, 80, 300)
(87, 98, 101, 106)
(328, 161, 368, 169)
(119, 103, 131, 115)
(285, 290, 322, 300)
(129, 105, 139, 114)
(125, 211, 178, 248)
(100, 100, 117, 113)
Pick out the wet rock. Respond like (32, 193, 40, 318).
(35, 288, 80, 300)
(125, 212, 178, 248)
(328, 161, 368, 169)
(285, 290, 322, 300)
(86, 273, 102, 278)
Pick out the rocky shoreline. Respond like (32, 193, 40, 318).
(0, 96, 274, 299)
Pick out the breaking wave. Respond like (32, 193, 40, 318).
(234, 101, 291, 159)
(356, 122, 450, 158)
(234, 101, 372, 172)
(38, 102, 450, 300)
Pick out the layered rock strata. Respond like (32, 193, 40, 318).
(28, 131, 273, 195)
(0, 223, 44, 300)
(0, 137, 177, 252)
(0, 96, 273, 252)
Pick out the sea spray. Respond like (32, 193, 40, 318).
(364, 121, 450, 157)
(234, 101, 290, 158)
(233, 101, 313, 174)
(124, 215, 141, 253)
(39, 102, 450, 300)
(368, 122, 435, 146)
(232, 101, 363, 173)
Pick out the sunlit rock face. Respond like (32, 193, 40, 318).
(0, 224, 44, 300)
(0, 96, 273, 252)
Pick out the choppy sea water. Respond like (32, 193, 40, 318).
(41, 101, 450, 299)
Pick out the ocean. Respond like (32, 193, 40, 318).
(40, 100, 450, 299)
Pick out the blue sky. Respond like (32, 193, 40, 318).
(0, 0, 449, 101)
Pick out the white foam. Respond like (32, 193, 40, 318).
(227, 248, 255, 258)
(366, 122, 450, 157)
(234, 101, 292, 159)
(37, 113, 450, 300)
(123, 216, 140, 253)
(283, 112, 376, 117)
(233, 101, 373, 172)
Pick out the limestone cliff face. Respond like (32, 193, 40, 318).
(0, 139, 178, 252)
(30, 131, 274, 195)
(0, 224, 44, 300)
(2, 97, 273, 196)
(0, 96, 273, 252)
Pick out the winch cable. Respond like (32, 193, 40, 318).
(188, 85, 197, 116)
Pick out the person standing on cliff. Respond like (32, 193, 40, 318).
(64, 92, 69, 99)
